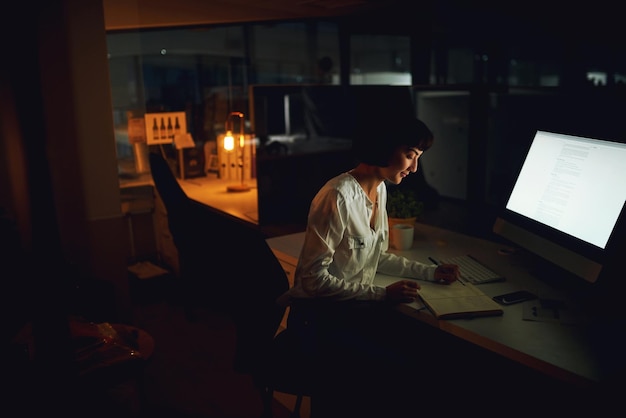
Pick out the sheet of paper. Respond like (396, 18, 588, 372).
(174, 133, 195, 149)
(522, 299, 587, 325)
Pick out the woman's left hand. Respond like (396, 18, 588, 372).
(386, 279, 420, 303)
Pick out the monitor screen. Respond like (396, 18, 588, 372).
(493, 130, 626, 283)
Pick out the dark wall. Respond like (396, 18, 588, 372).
(256, 149, 356, 225)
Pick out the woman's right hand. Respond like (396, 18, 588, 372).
(434, 264, 460, 284)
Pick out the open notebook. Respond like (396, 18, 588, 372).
(417, 279, 503, 319)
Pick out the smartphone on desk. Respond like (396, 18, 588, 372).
(492, 290, 537, 305)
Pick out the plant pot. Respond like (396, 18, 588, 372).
(388, 217, 417, 229)
(390, 223, 415, 250)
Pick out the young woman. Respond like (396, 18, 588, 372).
(278, 117, 458, 308)
(278, 117, 460, 417)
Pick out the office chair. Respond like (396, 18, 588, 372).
(148, 151, 235, 319)
(223, 222, 313, 418)
(149, 151, 312, 416)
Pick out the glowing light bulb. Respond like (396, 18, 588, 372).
(224, 131, 234, 151)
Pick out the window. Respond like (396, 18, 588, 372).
(350, 34, 411, 85)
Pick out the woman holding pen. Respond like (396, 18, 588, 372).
(277, 114, 459, 417)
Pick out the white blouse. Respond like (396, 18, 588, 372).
(279, 172, 436, 304)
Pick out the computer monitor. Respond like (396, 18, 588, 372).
(493, 130, 626, 284)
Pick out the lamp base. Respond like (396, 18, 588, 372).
(227, 183, 251, 193)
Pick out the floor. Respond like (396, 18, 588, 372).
(127, 285, 307, 418)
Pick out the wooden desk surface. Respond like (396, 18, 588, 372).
(178, 174, 259, 224)
(266, 223, 625, 387)
(120, 171, 259, 224)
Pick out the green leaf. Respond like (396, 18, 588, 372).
(386, 188, 424, 219)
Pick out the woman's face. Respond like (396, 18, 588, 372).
(381, 145, 423, 185)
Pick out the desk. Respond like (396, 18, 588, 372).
(177, 174, 259, 224)
(120, 171, 259, 225)
(266, 223, 626, 388)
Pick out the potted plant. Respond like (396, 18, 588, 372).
(386, 187, 424, 228)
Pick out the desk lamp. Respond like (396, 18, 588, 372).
(224, 111, 251, 193)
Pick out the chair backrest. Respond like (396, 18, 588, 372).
(228, 225, 290, 377)
(149, 151, 230, 313)
(148, 152, 191, 245)
(149, 151, 225, 257)
(148, 152, 187, 207)
(148, 151, 185, 248)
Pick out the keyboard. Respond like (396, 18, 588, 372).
(439, 254, 504, 285)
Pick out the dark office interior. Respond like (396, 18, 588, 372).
(3, 1, 626, 417)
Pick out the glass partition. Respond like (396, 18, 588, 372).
(106, 15, 626, 228)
